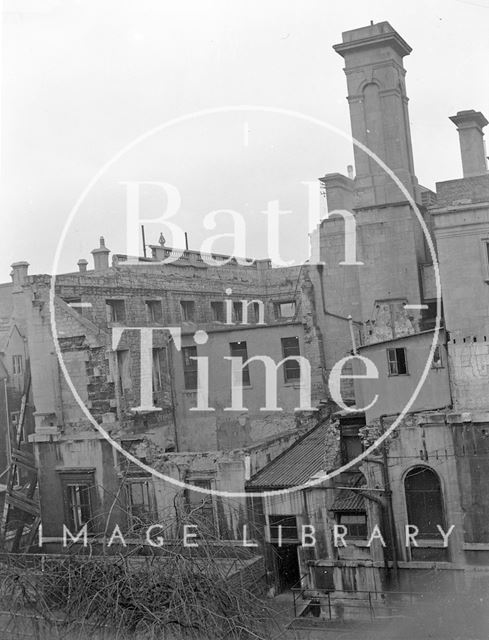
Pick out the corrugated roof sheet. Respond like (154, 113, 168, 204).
(331, 472, 366, 512)
(247, 421, 339, 489)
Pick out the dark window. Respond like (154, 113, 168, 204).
(152, 348, 166, 392)
(232, 301, 243, 323)
(182, 346, 198, 389)
(405, 467, 444, 538)
(342, 435, 363, 464)
(180, 300, 195, 322)
(252, 301, 264, 324)
(126, 479, 156, 528)
(116, 350, 131, 394)
(274, 301, 296, 319)
(338, 512, 367, 539)
(268, 515, 298, 541)
(145, 300, 163, 323)
(60, 472, 95, 532)
(185, 479, 217, 536)
(230, 341, 250, 386)
(387, 347, 408, 375)
(12, 355, 23, 375)
(432, 345, 443, 368)
(106, 299, 126, 323)
(211, 301, 225, 322)
(281, 336, 301, 382)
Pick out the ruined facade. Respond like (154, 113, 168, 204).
(1, 17, 489, 624)
(244, 21, 489, 615)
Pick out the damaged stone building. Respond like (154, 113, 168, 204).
(245, 21, 489, 619)
(2, 233, 340, 550)
(1, 17, 489, 624)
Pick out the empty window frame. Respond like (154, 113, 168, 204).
(232, 301, 243, 323)
(116, 350, 131, 394)
(182, 346, 198, 390)
(106, 299, 126, 323)
(387, 347, 408, 375)
(152, 348, 166, 392)
(230, 341, 251, 386)
(180, 300, 196, 322)
(126, 478, 156, 528)
(274, 301, 296, 319)
(145, 300, 163, 323)
(210, 301, 225, 322)
(281, 336, 301, 382)
(405, 466, 444, 538)
(60, 471, 95, 533)
(12, 355, 23, 375)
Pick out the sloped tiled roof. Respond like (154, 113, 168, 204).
(247, 421, 339, 490)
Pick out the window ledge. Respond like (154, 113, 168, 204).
(463, 542, 489, 551)
(350, 539, 370, 547)
(410, 539, 447, 548)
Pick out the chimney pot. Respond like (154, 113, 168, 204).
(449, 110, 488, 178)
(77, 258, 88, 273)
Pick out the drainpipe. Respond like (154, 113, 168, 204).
(379, 414, 399, 586)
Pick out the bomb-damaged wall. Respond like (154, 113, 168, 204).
(27, 258, 327, 451)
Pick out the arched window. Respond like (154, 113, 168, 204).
(404, 467, 444, 537)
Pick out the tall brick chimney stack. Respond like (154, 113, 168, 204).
(334, 21, 419, 206)
(449, 110, 488, 178)
(91, 237, 110, 271)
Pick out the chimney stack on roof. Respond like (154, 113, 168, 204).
(10, 261, 29, 289)
(449, 110, 488, 178)
(91, 237, 110, 271)
(77, 258, 88, 273)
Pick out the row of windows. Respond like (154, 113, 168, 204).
(116, 336, 302, 395)
(61, 473, 217, 535)
(61, 466, 445, 547)
(69, 297, 296, 325)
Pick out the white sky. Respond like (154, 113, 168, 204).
(1, 0, 489, 279)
